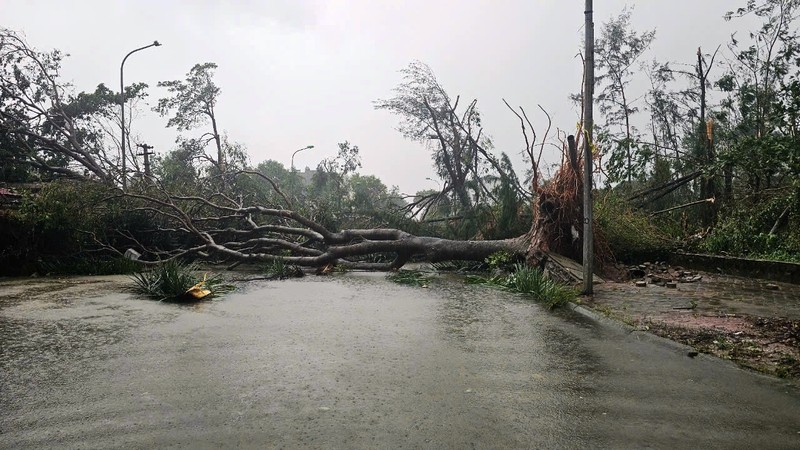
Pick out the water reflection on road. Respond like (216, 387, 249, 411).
(1, 273, 799, 448)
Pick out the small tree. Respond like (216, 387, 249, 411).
(717, 0, 800, 192)
(595, 9, 656, 184)
(375, 61, 524, 221)
(155, 63, 239, 187)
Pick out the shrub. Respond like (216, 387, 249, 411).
(1, 179, 159, 275)
(38, 255, 140, 276)
(594, 192, 674, 261)
(701, 191, 800, 262)
(467, 263, 576, 309)
(262, 259, 304, 279)
(131, 260, 231, 301)
(486, 250, 520, 272)
(430, 260, 486, 273)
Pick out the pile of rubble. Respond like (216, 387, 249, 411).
(627, 261, 703, 288)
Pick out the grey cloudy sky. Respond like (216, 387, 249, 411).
(3, 0, 750, 194)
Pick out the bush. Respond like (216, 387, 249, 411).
(262, 259, 304, 279)
(701, 191, 800, 262)
(1, 179, 159, 275)
(594, 192, 674, 261)
(131, 260, 231, 301)
(37, 255, 141, 276)
(467, 263, 576, 309)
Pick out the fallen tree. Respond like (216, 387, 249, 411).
(106, 121, 601, 279)
(2, 34, 607, 279)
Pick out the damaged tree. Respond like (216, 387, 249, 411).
(0, 28, 148, 183)
(112, 122, 596, 281)
(119, 183, 526, 269)
(2, 30, 603, 279)
(107, 61, 603, 280)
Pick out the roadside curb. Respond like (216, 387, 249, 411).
(567, 301, 707, 356)
(567, 301, 800, 391)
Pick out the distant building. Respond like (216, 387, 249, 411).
(297, 167, 317, 186)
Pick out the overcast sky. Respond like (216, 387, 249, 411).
(2, 0, 752, 194)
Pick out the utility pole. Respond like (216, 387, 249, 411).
(136, 143, 155, 177)
(583, 0, 595, 295)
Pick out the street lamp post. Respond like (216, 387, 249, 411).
(291, 145, 315, 173)
(290, 145, 314, 200)
(120, 40, 161, 189)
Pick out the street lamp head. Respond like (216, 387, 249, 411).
(306, 145, 315, 149)
(153, 41, 161, 47)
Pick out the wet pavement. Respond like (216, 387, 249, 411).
(585, 273, 800, 378)
(2, 273, 800, 448)
(591, 274, 800, 322)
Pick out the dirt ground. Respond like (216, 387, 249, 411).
(581, 271, 800, 379)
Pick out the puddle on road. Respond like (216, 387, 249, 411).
(1, 273, 604, 419)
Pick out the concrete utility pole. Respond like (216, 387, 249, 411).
(583, 0, 595, 294)
(120, 40, 161, 189)
(136, 143, 155, 177)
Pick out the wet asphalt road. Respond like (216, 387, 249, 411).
(1, 273, 800, 449)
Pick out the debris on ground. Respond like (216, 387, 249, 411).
(646, 316, 800, 379)
(624, 261, 704, 287)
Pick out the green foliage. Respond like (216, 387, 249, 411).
(153, 143, 203, 192)
(480, 154, 530, 240)
(386, 270, 432, 287)
(430, 260, 486, 273)
(467, 263, 576, 309)
(701, 190, 800, 261)
(0, 180, 155, 275)
(262, 259, 303, 279)
(375, 60, 510, 222)
(155, 62, 221, 131)
(154, 62, 247, 189)
(1, 28, 128, 182)
(504, 264, 576, 309)
(486, 250, 516, 272)
(131, 260, 231, 301)
(595, 192, 674, 261)
(595, 8, 656, 184)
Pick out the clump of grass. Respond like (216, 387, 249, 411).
(431, 260, 486, 273)
(263, 259, 304, 279)
(467, 263, 576, 309)
(387, 269, 432, 287)
(131, 260, 232, 301)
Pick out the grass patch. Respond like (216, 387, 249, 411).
(467, 263, 576, 309)
(386, 269, 432, 287)
(262, 259, 304, 279)
(131, 260, 232, 301)
(430, 260, 487, 273)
